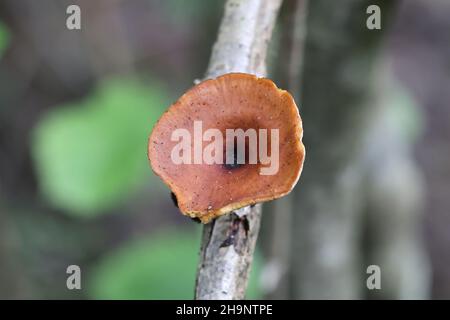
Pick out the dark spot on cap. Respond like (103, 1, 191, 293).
(170, 192, 178, 208)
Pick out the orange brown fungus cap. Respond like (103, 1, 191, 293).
(148, 73, 305, 223)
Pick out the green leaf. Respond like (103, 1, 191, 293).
(89, 230, 200, 299)
(88, 229, 262, 299)
(32, 78, 169, 216)
(0, 21, 10, 57)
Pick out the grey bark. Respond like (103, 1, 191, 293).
(195, 0, 283, 300)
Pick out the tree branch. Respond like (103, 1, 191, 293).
(195, 0, 283, 300)
(290, 0, 396, 299)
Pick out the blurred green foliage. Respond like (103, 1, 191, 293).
(388, 82, 424, 144)
(0, 21, 10, 57)
(161, 0, 219, 24)
(32, 78, 169, 216)
(88, 228, 263, 299)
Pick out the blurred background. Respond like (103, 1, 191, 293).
(0, 0, 449, 299)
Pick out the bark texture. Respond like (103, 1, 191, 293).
(195, 0, 283, 300)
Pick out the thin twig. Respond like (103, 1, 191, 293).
(195, 0, 283, 300)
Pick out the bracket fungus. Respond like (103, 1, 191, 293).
(148, 73, 305, 223)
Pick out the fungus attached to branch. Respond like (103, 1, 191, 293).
(148, 73, 305, 223)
